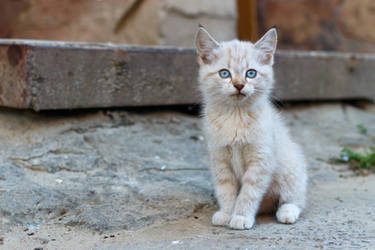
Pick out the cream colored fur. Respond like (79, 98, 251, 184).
(195, 27, 307, 230)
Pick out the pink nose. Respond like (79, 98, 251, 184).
(234, 84, 244, 91)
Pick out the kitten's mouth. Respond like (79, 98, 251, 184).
(231, 92, 246, 99)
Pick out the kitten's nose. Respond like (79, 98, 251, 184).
(234, 84, 244, 91)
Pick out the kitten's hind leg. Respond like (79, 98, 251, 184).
(276, 178, 306, 224)
(276, 149, 307, 224)
(276, 203, 301, 224)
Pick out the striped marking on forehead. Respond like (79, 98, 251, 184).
(225, 43, 249, 70)
(226, 47, 232, 69)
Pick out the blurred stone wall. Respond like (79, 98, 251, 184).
(0, 0, 160, 45)
(160, 0, 237, 47)
(0, 0, 237, 47)
(3, 0, 373, 52)
(257, 0, 375, 53)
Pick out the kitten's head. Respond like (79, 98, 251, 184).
(195, 27, 277, 106)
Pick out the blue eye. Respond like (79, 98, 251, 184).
(219, 69, 231, 78)
(246, 69, 257, 78)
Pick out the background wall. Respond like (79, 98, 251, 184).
(0, 0, 237, 47)
(257, 0, 375, 53)
(1, 0, 374, 53)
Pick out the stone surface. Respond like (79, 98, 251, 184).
(3, 0, 375, 52)
(0, 108, 211, 232)
(258, 0, 375, 52)
(0, 0, 29, 38)
(0, 0, 237, 47)
(0, 0, 161, 45)
(0, 102, 374, 249)
(1, 40, 375, 110)
(160, 0, 237, 47)
(164, 0, 236, 17)
(338, 0, 375, 44)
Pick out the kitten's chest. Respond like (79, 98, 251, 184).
(206, 110, 258, 146)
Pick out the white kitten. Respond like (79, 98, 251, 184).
(195, 27, 307, 230)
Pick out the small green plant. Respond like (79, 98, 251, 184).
(340, 147, 375, 172)
(356, 124, 368, 135)
(338, 124, 375, 175)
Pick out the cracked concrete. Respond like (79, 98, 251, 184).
(0, 102, 375, 249)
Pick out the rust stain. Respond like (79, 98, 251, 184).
(116, 48, 128, 57)
(7, 45, 24, 67)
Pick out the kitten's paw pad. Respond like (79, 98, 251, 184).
(212, 211, 230, 226)
(229, 215, 254, 230)
(276, 204, 301, 224)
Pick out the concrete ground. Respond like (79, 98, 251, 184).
(0, 102, 374, 249)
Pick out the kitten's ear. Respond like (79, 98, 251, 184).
(195, 26, 219, 64)
(254, 28, 277, 65)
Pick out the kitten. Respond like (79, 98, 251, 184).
(195, 27, 307, 230)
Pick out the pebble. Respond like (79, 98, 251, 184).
(39, 238, 49, 244)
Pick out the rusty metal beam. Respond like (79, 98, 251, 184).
(0, 39, 374, 110)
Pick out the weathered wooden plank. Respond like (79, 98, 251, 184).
(274, 51, 375, 101)
(0, 39, 374, 110)
(28, 44, 199, 110)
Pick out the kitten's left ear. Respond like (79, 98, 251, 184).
(195, 26, 219, 64)
(254, 28, 277, 65)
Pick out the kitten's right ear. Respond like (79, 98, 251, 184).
(195, 26, 219, 64)
(254, 27, 277, 65)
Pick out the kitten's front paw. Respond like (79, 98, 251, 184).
(276, 203, 301, 224)
(229, 215, 254, 230)
(212, 211, 231, 226)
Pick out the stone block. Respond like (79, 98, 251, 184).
(1, 40, 375, 110)
(163, 0, 236, 17)
(160, 0, 237, 47)
(258, 0, 375, 52)
(0, 0, 237, 48)
(338, 0, 375, 44)
(1, 0, 161, 45)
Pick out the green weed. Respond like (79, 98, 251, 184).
(356, 124, 368, 135)
(340, 147, 375, 172)
(339, 124, 375, 174)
